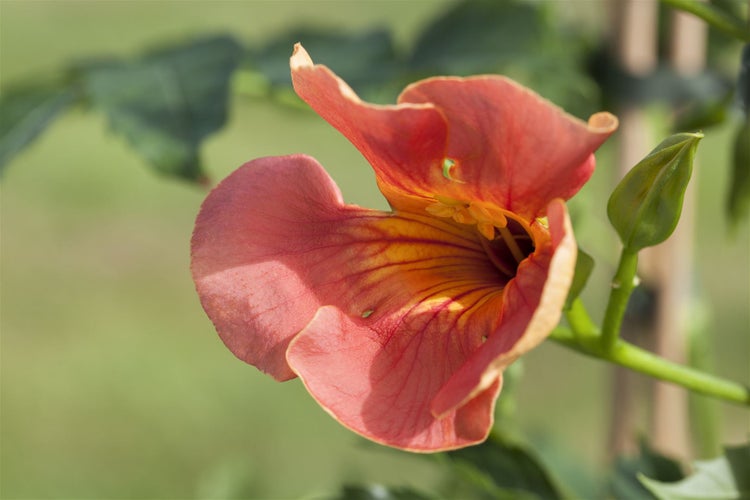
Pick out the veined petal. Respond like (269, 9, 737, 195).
(291, 44, 617, 218)
(400, 79, 618, 218)
(290, 43, 448, 211)
(431, 199, 577, 417)
(192, 154, 511, 409)
(191, 155, 347, 380)
(287, 306, 502, 452)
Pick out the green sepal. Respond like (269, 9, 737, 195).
(607, 133, 702, 251)
(564, 247, 594, 310)
(727, 119, 750, 226)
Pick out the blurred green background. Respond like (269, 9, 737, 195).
(1, 1, 748, 498)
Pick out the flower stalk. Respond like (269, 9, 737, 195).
(600, 249, 639, 352)
(553, 307, 750, 407)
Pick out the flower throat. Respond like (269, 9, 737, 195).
(425, 197, 534, 280)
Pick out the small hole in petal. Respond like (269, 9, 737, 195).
(361, 309, 374, 319)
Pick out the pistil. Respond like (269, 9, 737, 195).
(497, 225, 527, 264)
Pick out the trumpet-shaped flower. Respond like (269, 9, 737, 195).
(191, 44, 618, 452)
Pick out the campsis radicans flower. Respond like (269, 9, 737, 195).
(191, 44, 618, 452)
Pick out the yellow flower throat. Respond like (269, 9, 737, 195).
(426, 196, 533, 277)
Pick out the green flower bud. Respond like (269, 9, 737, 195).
(608, 133, 703, 251)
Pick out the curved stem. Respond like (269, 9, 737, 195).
(549, 327, 750, 407)
(601, 249, 639, 351)
(660, 0, 750, 41)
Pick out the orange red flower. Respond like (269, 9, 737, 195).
(191, 44, 617, 451)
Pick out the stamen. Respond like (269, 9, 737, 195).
(452, 206, 477, 225)
(498, 225, 527, 264)
(425, 202, 457, 218)
(477, 221, 496, 240)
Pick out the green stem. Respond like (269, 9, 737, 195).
(564, 298, 598, 344)
(600, 249, 639, 352)
(660, 0, 750, 41)
(550, 328, 750, 406)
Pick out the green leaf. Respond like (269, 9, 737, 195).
(444, 432, 565, 500)
(0, 85, 76, 173)
(253, 29, 400, 102)
(611, 440, 684, 500)
(84, 35, 243, 181)
(409, 0, 542, 75)
(738, 44, 750, 114)
(672, 91, 731, 132)
(335, 484, 434, 500)
(660, 0, 750, 42)
(564, 248, 594, 310)
(728, 119, 750, 228)
(638, 444, 750, 500)
(727, 45, 750, 226)
(607, 133, 702, 251)
(408, 0, 601, 116)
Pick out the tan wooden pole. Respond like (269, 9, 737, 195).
(645, 0, 708, 462)
(609, 0, 660, 458)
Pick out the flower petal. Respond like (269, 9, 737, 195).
(192, 154, 511, 396)
(400, 79, 618, 218)
(191, 154, 348, 380)
(291, 44, 617, 218)
(290, 43, 448, 211)
(287, 306, 502, 452)
(430, 199, 577, 417)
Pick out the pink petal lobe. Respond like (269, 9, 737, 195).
(291, 44, 616, 217)
(290, 44, 449, 211)
(431, 199, 577, 417)
(287, 306, 502, 452)
(191, 155, 348, 380)
(191, 153, 513, 425)
(399, 78, 618, 218)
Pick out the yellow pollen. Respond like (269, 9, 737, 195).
(477, 221, 496, 240)
(425, 197, 517, 241)
(452, 206, 476, 225)
(536, 216, 549, 229)
(425, 202, 457, 218)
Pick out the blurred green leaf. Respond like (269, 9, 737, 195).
(639, 444, 750, 500)
(564, 248, 594, 310)
(672, 90, 732, 132)
(660, 0, 750, 42)
(409, 0, 541, 75)
(611, 440, 684, 500)
(85, 35, 242, 182)
(408, 0, 600, 116)
(336, 484, 434, 500)
(253, 28, 401, 102)
(443, 432, 565, 500)
(738, 44, 750, 114)
(608, 133, 702, 251)
(0, 85, 77, 174)
(727, 118, 750, 225)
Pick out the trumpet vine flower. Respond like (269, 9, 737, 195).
(191, 44, 618, 452)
